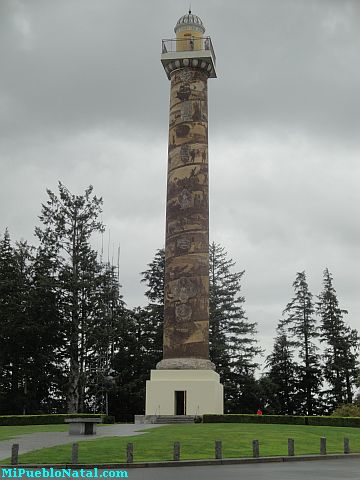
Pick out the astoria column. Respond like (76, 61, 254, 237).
(145, 11, 223, 417)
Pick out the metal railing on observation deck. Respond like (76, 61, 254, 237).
(161, 37, 216, 65)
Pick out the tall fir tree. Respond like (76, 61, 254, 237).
(281, 271, 321, 415)
(85, 261, 128, 415)
(317, 268, 359, 409)
(0, 231, 64, 414)
(25, 245, 66, 413)
(209, 243, 261, 412)
(139, 248, 164, 370)
(265, 326, 299, 414)
(1, 187, 130, 415)
(35, 182, 104, 412)
(0, 230, 26, 413)
(111, 250, 164, 418)
(141, 249, 165, 306)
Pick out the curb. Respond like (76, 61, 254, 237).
(2, 453, 360, 469)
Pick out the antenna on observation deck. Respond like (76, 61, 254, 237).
(100, 223, 104, 263)
(117, 244, 120, 285)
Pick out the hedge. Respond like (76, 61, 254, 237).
(306, 416, 360, 428)
(0, 414, 115, 426)
(203, 414, 360, 428)
(203, 414, 305, 425)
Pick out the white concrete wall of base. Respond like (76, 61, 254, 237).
(145, 369, 223, 415)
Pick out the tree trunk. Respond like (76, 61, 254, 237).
(67, 324, 80, 412)
(67, 214, 80, 413)
(304, 317, 312, 416)
(345, 372, 352, 403)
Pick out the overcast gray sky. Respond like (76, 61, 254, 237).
(1, 0, 359, 362)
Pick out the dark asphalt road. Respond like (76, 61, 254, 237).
(1, 458, 359, 479)
(123, 458, 360, 480)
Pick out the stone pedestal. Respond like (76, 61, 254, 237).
(145, 369, 223, 415)
(64, 417, 101, 435)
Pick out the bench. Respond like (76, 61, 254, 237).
(64, 417, 102, 435)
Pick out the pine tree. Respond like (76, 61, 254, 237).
(281, 271, 321, 415)
(209, 243, 231, 376)
(111, 251, 164, 418)
(209, 242, 261, 413)
(139, 248, 164, 369)
(115, 306, 163, 416)
(0, 232, 36, 413)
(0, 232, 64, 414)
(111, 308, 144, 419)
(265, 326, 298, 414)
(317, 268, 359, 409)
(141, 249, 165, 305)
(0, 229, 23, 413)
(35, 182, 104, 412)
(85, 261, 127, 414)
(25, 246, 66, 413)
(139, 248, 165, 371)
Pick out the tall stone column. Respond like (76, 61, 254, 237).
(144, 11, 223, 417)
(158, 66, 213, 370)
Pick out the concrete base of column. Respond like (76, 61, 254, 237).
(145, 369, 223, 415)
(156, 357, 215, 370)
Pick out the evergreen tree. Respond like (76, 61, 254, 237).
(265, 326, 298, 414)
(281, 271, 321, 415)
(317, 268, 359, 409)
(141, 249, 165, 305)
(139, 248, 164, 369)
(256, 375, 279, 414)
(209, 242, 261, 413)
(35, 182, 104, 412)
(25, 246, 66, 413)
(0, 231, 64, 414)
(85, 261, 127, 415)
(139, 248, 165, 372)
(0, 233, 38, 414)
(113, 306, 163, 417)
(111, 251, 164, 418)
(209, 243, 231, 376)
(0, 229, 25, 413)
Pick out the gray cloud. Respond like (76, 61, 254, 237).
(1, 0, 359, 139)
(1, 0, 359, 358)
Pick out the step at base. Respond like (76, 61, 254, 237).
(135, 415, 198, 424)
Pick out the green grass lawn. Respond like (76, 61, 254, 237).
(2, 423, 360, 464)
(0, 423, 109, 442)
(0, 424, 68, 441)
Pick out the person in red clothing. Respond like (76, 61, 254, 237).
(257, 408, 263, 415)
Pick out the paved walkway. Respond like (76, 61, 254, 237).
(0, 424, 161, 461)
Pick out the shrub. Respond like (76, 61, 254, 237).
(307, 415, 360, 427)
(0, 414, 114, 426)
(331, 404, 360, 418)
(102, 415, 116, 424)
(203, 414, 360, 428)
(203, 414, 305, 425)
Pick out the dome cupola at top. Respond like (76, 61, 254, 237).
(174, 10, 205, 34)
(161, 9, 216, 79)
